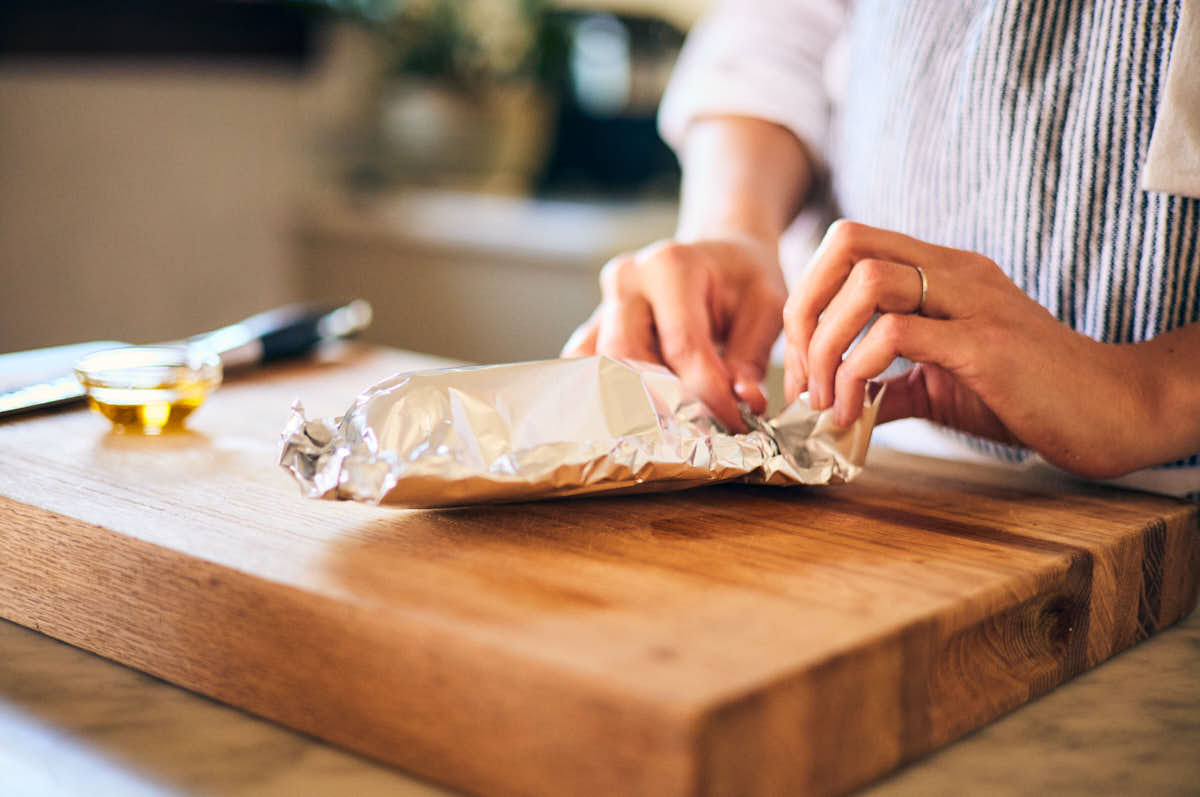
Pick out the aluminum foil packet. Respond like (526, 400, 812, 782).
(279, 356, 883, 508)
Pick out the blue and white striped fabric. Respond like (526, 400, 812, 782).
(830, 0, 1200, 498)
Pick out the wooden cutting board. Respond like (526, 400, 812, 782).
(0, 344, 1196, 797)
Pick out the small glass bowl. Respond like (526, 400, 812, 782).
(74, 345, 222, 434)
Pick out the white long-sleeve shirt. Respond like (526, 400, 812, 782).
(658, 0, 1200, 498)
(660, 0, 1200, 197)
(659, 0, 847, 170)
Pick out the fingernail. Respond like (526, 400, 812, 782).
(833, 400, 849, 428)
(733, 380, 753, 409)
(810, 383, 826, 411)
(735, 377, 766, 397)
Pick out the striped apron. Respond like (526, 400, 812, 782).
(831, 0, 1200, 498)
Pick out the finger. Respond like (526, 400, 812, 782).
(561, 306, 602, 357)
(594, 297, 661, 365)
(787, 220, 937, 381)
(830, 312, 955, 427)
(723, 286, 785, 415)
(783, 308, 808, 405)
(806, 258, 926, 411)
(640, 262, 745, 432)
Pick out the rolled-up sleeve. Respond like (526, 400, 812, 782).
(658, 0, 847, 161)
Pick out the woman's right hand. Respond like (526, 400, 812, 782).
(561, 236, 786, 433)
(561, 114, 813, 431)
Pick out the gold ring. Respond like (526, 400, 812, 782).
(914, 265, 928, 315)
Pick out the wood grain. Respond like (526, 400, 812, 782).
(0, 343, 1196, 796)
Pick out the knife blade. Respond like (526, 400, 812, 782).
(0, 299, 373, 419)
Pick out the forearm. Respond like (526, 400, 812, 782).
(675, 115, 813, 253)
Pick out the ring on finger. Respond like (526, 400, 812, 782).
(913, 265, 928, 315)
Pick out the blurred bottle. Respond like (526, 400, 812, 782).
(536, 9, 684, 198)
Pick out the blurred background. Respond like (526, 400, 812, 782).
(0, 0, 703, 363)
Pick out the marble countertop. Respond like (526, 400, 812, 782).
(2, 607, 1197, 796)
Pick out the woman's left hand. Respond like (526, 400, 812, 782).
(782, 220, 1163, 479)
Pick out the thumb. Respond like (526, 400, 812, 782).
(561, 305, 602, 357)
(876, 365, 932, 425)
(877, 364, 1017, 445)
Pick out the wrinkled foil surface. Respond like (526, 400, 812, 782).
(279, 356, 882, 508)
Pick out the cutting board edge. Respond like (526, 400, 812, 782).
(688, 500, 1200, 797)
(3, 489, 1197, 797)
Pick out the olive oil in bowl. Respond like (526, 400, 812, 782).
(74, 346, 222, 434)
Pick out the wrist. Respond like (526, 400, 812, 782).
(674, 115, 812, 255)
(1125, 328, 1200, 464)
(675, 219, 782, 250)
(671, 232, 786, 290)
(674, 225, 777, 253)
(1086, 336, 1198, 475)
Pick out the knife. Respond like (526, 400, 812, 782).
(0, 299, 373, 418)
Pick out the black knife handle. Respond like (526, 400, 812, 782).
(193, 299, 373, 367)
(260, 316, 324, 362)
